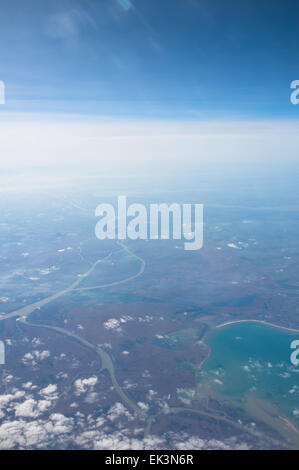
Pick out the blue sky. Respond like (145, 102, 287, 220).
(0, 1, 299, 173)
(1, 0, 299, 118)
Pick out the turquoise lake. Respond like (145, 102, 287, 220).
(198, 322, 299, 424)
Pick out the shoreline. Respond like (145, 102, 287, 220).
(215, 319, 299, 333)
(198, 317, 299, 372)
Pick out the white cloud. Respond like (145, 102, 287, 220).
(84, 392, 98, 404)
(22, 382, 34, 390)
(107, 402, 133, 421)
(14, 398, 52, 418)
(74, 376, 98, 396)
(227, 243, 240, 249)
(104, 318, 122, 332)
(0, 413, 74, 449)
(0, 391, 26, 410)
(0, 387, 257, 450)
(137, 402, 149, 412)
(22, 350, 51, 365)
(39, 384, 58, 400)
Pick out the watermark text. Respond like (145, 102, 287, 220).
(290, 340, 299, 366)
(95, 196, 203, 251)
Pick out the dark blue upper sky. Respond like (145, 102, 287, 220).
(1, 0, 299, 118)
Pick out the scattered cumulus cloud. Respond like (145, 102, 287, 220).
(74, 376, 98, 396)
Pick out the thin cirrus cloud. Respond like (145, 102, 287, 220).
(43, 1, 134, 40)
(44, 9, 98, 39)
(117, 0, 134, 12)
